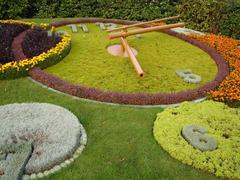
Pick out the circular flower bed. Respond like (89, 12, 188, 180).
(153, 100, 240, 179)
(0, 103, 87, 177)
(0, 20, 71, 79)
(29, 18, 229, 105)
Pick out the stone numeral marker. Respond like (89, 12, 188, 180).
(182, 125, 217, 151)
(0, 142, 32, 180)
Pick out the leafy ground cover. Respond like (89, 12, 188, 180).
(45, 24, 217, 94)
(0, 77, 217, 180)
(153, 100, 240, 179)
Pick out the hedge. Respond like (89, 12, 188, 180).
(0, 0, 239, 39)
(0, 0, 177, 21)
(177, 0, 240, 39)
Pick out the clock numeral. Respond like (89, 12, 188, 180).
(0, 142, 32, 179)
(181, 125, 217, 151)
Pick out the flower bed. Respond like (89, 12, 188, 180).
(189, 34, 240, 104)
(153, 100, 240, 179)
(0, 20, 70, 79)
(0, 103, 87, 179)
(0, 23, 71, 79)
(29, 18, 229, 105)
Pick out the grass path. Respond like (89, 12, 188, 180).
(0, 78, 217, 180)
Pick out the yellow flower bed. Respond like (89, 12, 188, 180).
(0, 35, 71, 73)
(0, 20, 71, 79)
(0, 19, 48, 28)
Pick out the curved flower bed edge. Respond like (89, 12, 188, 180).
(0, 20, 71, 79)
(29, 18, 229, 105)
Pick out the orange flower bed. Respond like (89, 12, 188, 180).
(190, 34, 240, 102)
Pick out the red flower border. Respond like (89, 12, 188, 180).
(29, 18, 229, 105)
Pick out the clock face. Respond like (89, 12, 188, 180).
(45, 22, 217, 94)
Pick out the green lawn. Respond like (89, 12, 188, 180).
(45, 23, 217, 93)
(0, 77, 217, 180)
(0, 18, 221, 179)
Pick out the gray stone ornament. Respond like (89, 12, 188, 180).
(105, 23, 117, 30)
(176, 69, 192, 78)
(96, 22, 106, 30)
(67, 24, 78, 33)
(56, 30, 69, 36)
(182, 125, 217, 151)
(135, 34, 142, 39)
(0, 142, 32, 180)
(47, 30, 53, 37)
(176, 69, 201, 84)
(183, 74, 201, 84)
(79, 24, 89, 33)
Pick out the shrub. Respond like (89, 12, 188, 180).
(219, 0, 240, 39)
(34, 0, 60, 18)
(153, 100, 240, 179)
(94, 0, 176, 21)
(0, 0, 177, 21)
(22, 27, 61, 58)
(177, 0, 228, 34)
(177, 0, 240, 39)
(0, 0, 29, 19)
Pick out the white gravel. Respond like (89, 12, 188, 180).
(0, 103, 85, 174)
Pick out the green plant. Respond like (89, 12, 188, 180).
(0, 0, 29, 19)
(35, 0, 60, 18)
(219, 0, 240, 39)
(153, 100, 240, 179)
(0, 0, 177, 21)
(177, 0, 228, 34)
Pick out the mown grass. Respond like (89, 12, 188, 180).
(0, 77, 218, 180)
(45, 23, 217, 93)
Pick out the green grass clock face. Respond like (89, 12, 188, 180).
(45, 23, 217, 94)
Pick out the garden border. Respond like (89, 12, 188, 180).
(29, 18, 229, 105)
